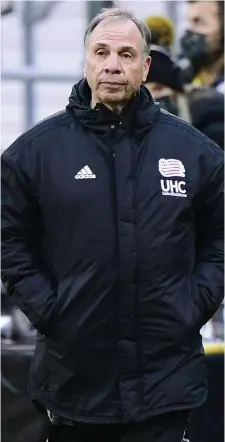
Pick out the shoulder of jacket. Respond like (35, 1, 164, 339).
(157, 109, 223, 160)
(19, 110, 73, 143)
(2, 110, 74, 161)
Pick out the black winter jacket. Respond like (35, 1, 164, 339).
(1, 79, 224, 424)
(189, 87, 224, 150)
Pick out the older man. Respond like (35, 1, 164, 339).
(1, 7, 223, 442)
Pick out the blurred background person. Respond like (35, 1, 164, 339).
(144, 16, 191, 121)
(179, 1, 224, 146)
(188, 85, 224, 149)
(144, 14, 224, 150)
(179, 0, 224, 93)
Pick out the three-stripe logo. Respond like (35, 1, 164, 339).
(75, 165, 96, 179)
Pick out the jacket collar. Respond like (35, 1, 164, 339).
(66, 78, 160, 137)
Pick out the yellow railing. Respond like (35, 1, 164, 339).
(204, 342, 225, 355)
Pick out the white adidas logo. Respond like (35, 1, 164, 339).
(75, 165, 96, 180)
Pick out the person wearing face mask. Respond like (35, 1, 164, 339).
(145, 45, 224, 150)
(179, 0, 224, 93)
(144, 15, 224, 149)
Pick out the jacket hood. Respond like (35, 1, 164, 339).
(66, 78, 160, 137)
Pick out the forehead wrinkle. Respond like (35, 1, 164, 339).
(90, 36, 142, 55)
(93, 31, 139, 44)
(90, 19, 143, 44)
(94, 40, 137, 51)
(95, 28, 133, 37)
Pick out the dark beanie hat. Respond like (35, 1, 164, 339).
(146, 45, 184, 93)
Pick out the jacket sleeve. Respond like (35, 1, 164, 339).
(194, 146, 224, 326)
(1, 149, 57, 335)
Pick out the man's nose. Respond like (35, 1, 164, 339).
(103, 54, 122, 74)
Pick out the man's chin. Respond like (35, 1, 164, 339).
(98, 88, 137, 105)
(99, 92, 125, 103)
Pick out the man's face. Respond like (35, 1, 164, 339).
(187, 1, 222, 54)
(85, 18, 151, 108)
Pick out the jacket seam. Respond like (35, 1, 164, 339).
(21, 115, 73, 145)
(31, 390, 207, 422)
(131, 144, 143, 417)
(4, 111, 73, 151)
(158, 117, 223, 155)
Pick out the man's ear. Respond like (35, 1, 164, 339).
(142, 56, 151, 83)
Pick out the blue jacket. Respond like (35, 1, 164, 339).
(1, 79, 224, 424)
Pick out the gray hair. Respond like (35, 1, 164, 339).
(84, 7, 151, 55)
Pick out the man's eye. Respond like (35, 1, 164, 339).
(96, 50, 106, 56)
(121, 53, 132, 59)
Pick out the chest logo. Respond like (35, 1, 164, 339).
(75, 165, 96, 180)
(158, 158, 187, 198)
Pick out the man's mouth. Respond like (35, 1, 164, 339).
(99, 81, 126, 86)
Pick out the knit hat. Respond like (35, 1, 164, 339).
(146, 45, 184, 93)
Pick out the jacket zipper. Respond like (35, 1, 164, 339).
(110, 143, 123, 418)
(131, 144, 143, 413)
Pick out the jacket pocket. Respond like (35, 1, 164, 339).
(160, 275, 206, 344)
(188, 274, 206, 330)
(173, 274, 206, 339)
